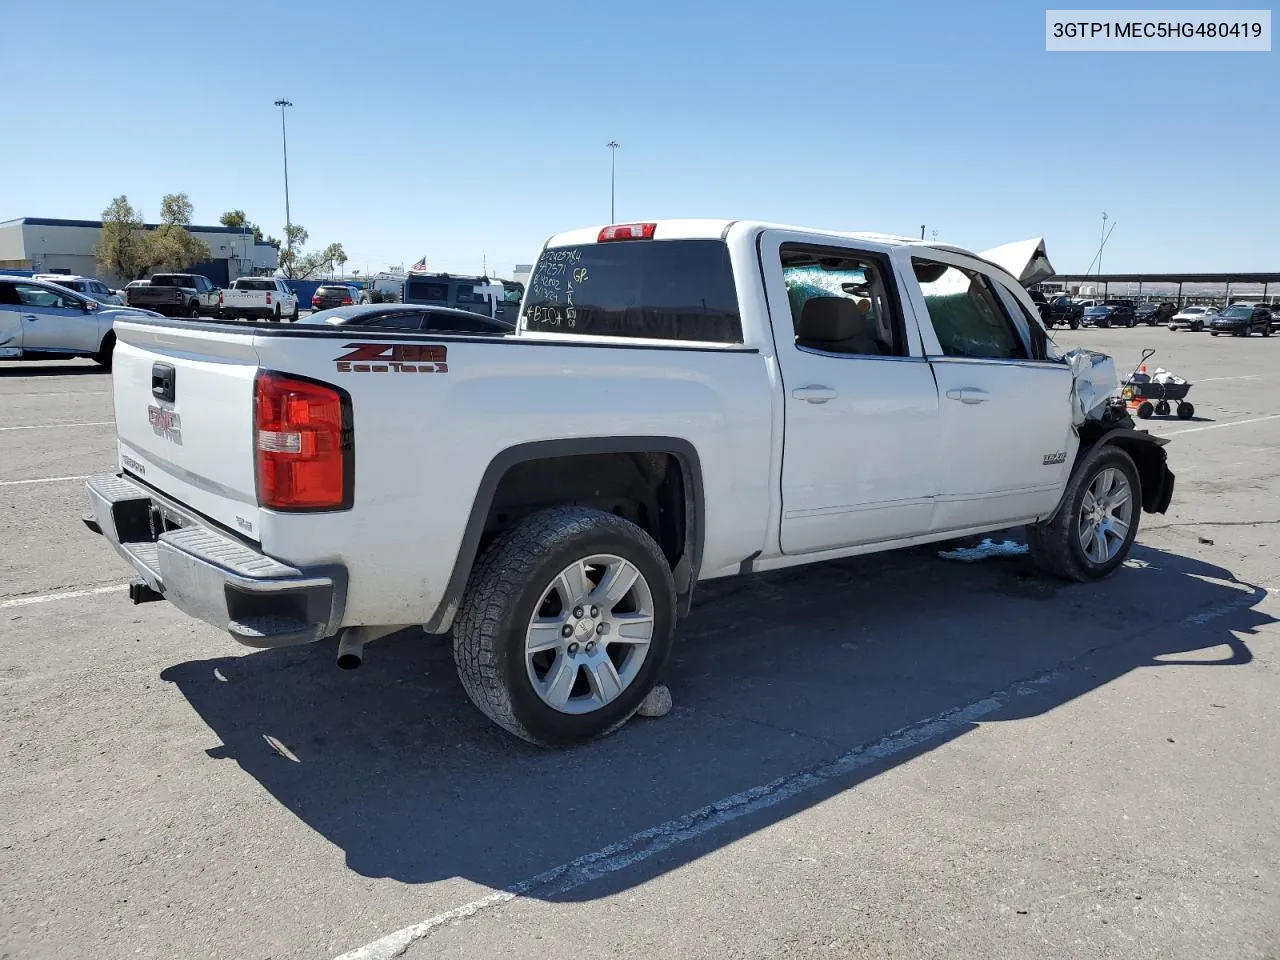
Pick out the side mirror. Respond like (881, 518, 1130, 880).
(82, 299, 99, 312)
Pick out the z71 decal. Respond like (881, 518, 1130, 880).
(334, 343, 448, 374)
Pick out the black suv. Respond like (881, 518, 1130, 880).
(1135, 301, 1177, 326)
(1209, 303, 1273, 337)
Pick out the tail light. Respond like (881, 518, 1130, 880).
(342, 296, 352, 305)
(218, 291, 224, 304)
(598, 222, 656, 242)
(312, 296, 321, 306)
(254, 372, 353, 511)
(266, 292, 273, 305)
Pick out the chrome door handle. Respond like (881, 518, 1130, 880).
(792, 385, 837, 404)
(23, 315, 38, 322)
(946, 388, 989, 404)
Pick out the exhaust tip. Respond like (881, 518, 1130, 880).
(336, 630, 364, 670)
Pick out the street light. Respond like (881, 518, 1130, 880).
(274, 99, 293, 264)
(607, 140, 620, 221)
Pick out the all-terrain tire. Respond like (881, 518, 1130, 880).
(93, 332, 116, 369)
(452, 506, 677, 746)
(1027, 445, 1141, 582)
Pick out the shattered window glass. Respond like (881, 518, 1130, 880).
(912, 259, 1027, 361)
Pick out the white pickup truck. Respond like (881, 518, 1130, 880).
(217, 277, 300, 321)
(84, 219, 1174, 746)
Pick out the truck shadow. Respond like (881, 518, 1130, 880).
(161, 543, 1271, 899)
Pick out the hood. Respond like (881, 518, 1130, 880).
(978, 237, 1055, 287)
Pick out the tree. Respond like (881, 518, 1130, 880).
(220, 209, 263, 243)
(144, 192, 210, 272)
(277, 223, 311, 279)
(94, 196, 149, 281)
(159, 193, 194, 226)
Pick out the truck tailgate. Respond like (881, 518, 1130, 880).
(111, 319, 262, 537)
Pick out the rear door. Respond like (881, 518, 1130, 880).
(904, 251, 1075, 532)
(762, 233, 942, 554)
(13, 282, 99, 352)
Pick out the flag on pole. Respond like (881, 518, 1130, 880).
(411, 256, 427, 271)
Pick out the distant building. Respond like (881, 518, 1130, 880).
(0, 217, 279, 287)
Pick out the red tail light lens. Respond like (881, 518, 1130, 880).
(254, 372, 353, 511)
(342, 296, 352, 304)
(266, 292, 273, 305)
(218, 291, 224, 304)
(598, 222, 656, 242)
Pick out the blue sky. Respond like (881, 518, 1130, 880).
(0, 0, 1274, 276)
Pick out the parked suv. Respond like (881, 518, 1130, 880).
(33, 274, 124, 305)
(1209, 303, 1273, 337)
(310, 284, 368, 312)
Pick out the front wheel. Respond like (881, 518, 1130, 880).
(452, 506, 677, 746)
(1069, 319, 1080, 330)
(1027, 446, 1141, 582)
(291, 304, 300, 322)
(93, 332, 116, 369)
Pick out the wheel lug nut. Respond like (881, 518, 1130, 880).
(561, 624, 573, 638)
(596, 622, 607, 635)
(567, 642, 579, 654)
(590, 606, 599, 617)
(573, 606, 584, 618)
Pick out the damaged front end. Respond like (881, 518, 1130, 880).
(1065, 347, 1176, 515)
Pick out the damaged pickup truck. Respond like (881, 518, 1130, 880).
(84, 220, 1173, 746)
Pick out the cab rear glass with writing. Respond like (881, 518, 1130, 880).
(521, 239, 742, 343)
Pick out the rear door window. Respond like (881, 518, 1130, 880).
(521, 239, 742, 343)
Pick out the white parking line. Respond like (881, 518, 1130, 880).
(0, 584, 127, 609)
(1163, 414, 1280, 437)
(335, 587, 1268, 960)
(0, 475, 91, 487)
(1195, 375, 1262, 383)
(0, 421, 113, 432)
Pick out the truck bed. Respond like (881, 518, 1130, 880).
(105, 316, 773, 627)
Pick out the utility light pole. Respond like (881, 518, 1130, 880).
(607, 140, 620, 221)
(274, 99, 294, 264)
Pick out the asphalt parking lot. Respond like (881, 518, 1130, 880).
(2, 326, 1277, 960)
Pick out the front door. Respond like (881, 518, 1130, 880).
(765, 235, 942, 555)
(0, 281, 27, 357)
(13, 282, 99, 353)
(904, 253, 1076, 532)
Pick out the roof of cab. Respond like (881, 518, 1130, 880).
(543, 219, 983, 259)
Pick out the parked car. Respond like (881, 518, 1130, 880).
(121, 280, 150, 305)
(1080, 300, 1136, 328)
(301, 303, 514, 333)
(1209, 303, 1273, 337)
(1047, 295, 1082, 329)
(1270, 305, 1280, 331)
(310, 284, 369, 312)
(0, 274, 161, 368)
(33, 274, 124, 306)
(84, 219, 1175, 745)
(1027, 289, 1054, 326)
(126, 274, 221, 318)
(1134, 301, 1177, 326)
(1167, 305, 1218, 332)
(217, 277, 299, 321)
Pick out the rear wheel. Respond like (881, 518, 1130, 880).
(452, 506, 676, 746)
(188, 301, 200, 319)
(1136, 401, 1154, 419)
(1028, 446, 1141, 582)
(273, 305, 281, 322)
(1177, 401, 1195, 419)
(291, 303, 300, 322)
(93, 332, 115, 369)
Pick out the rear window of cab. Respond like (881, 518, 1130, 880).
(521, 238, 742, 343)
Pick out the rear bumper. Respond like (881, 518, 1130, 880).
(84, 473, 346, 648)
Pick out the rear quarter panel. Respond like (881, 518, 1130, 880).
(249, 333, 774, 627)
